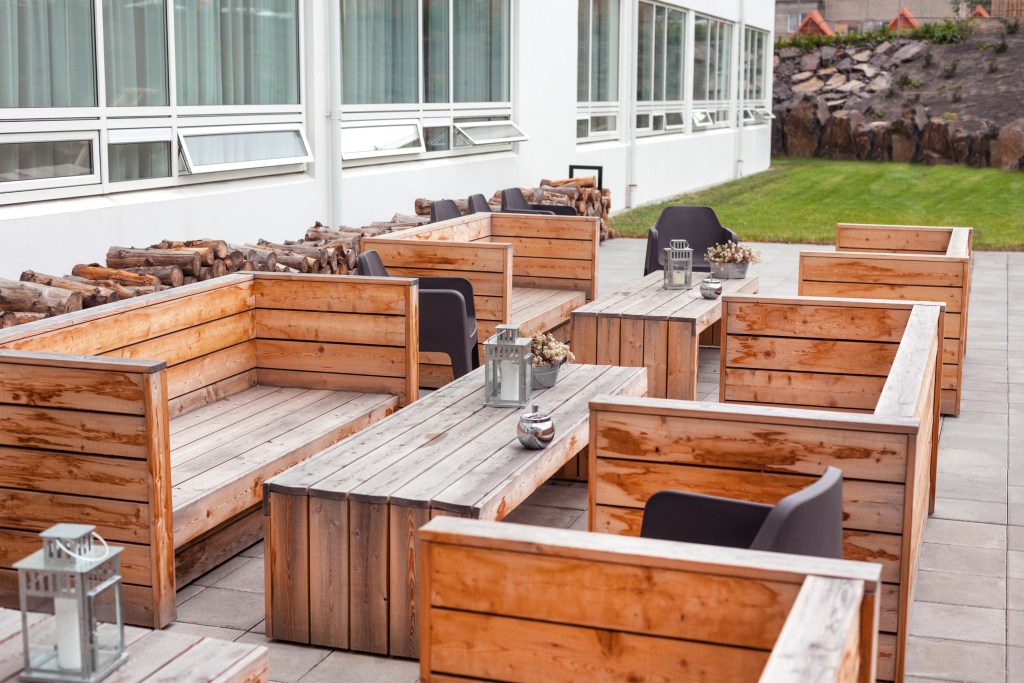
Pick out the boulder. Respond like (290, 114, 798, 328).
(792, 77, 825, 94)
(890, 116, 919, 163)
(820, 45, 837, 63)
(852, 51, 872, 63)
(969, 120, 1000, 168)
(867, 74, 892, 92)
(835, 58, 854, 73)
(771, 105, 787, 156)
(773, 82, 793, 101)
(992, 118, 1024, 170)
(783, 96, 823, 157)
(853, 64, 879, 79)
(792, 70, 815, 83)
(774, 54, 781, 68)
(920, 117, 956, 164)
(874, 41, 893, 55)
(892, 42, 927, 63)
(817, 67, 837, 77)
(800, 52, 822, 72)
(778, 47, 801, 60)
(837, 80, 865, 94)
(821, 110, 865, 160)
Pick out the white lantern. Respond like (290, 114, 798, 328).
(15, 524, 127, 683)
(663, 239, 693, 289)
(484, 324, 533, 407)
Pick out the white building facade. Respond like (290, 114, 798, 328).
(0, 0, 774, 278)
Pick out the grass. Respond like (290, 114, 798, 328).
(609, 158, 1024, 250)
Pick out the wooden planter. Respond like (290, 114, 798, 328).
(799, 223, 972, 415)
(590, 295, 943, 682)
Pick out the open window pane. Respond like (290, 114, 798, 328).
(0, 1, 96, 108)
(341, 121, 424, 160)
(454, 121, 527, 145)
(104, 0, 168, 106)
(180, 126, 312, 173)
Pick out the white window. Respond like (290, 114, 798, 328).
(743, 28, 770, 109)
(577, 0, 620, 141)
(693, 15, 735, 130)
(341, 0, 518, 162)
(635, 2, 685, 137)
(179, 125, 312, 174)
(0, 0, 307, 205)
(341, 121, 426, 161)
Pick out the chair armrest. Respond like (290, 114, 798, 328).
(644, 226, 661, 275)
(722, 226, 739, 242)
(500, 208, 555, 216)
(530, 204, 578, 216)
(640, 489, 772, 549)
(418, 276, 476, 320)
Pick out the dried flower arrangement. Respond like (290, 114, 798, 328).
(531, 333, 575, 367)
(705, 242, 762, 264)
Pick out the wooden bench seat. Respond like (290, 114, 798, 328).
(362, 212, 600, 386)
(0, 273, 419, 628)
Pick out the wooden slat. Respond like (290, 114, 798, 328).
(255, 339, 407, 377)
(489, 212, 601, 241)
(835, 224, 954, 253)
(256, 308, 406, 346)
(0, 362, 147, 414)
(0, 447, 149, 501)
(309, 496, 348, 649)
(725, 336, 898, 375)
(266, 491, 309, 643)
(798, 281, 962, 314)
(726, 301, 911, 342)
(0, 529, 153, 586)
(801, 253, 964, 287)
(254, 277, 414, 314)
(103, 311, 254, 368)
(167, 370, 258, 419)
(723, 368, 886, 411)
(0, 405, 148, 457)
(165, 341, 257, 400)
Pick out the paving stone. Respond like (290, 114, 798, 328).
(239, 540, 265, 558)
(238, 632, 331, 683)
(931, 497, 1006, 525)
(297, 650, 418, 683)
(501, 504, 582, 529)
(904, 636, 1005, 682)
(213, 557, 265, 593)
(162, 621, 245, 642)
(520, 481, 587, 510)
(915, 570, 1005, 610)
(176, 583, 205, 606)
(923, 518, 1006, 549)
(935, 476, 1008, 504)
(191, 555, 249, 587)
(909, 602, 1005, 644)
(920, 543, 1005, 578)
(176, 587, 265, 631)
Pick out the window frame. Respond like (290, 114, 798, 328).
(577, 0, 621, 143)
(340, 119, 426, 161)
(454, 120, 528, 146)
(691, 13, 735, 132)
(178, 124, 313, 175)
(0, 131, 101, 194)
(634, 1, 686, 139)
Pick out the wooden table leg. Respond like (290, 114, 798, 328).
(667, 320, 698, 400)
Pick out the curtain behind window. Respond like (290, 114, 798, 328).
(590, 0, 618, 102)
(104, 0, 167, 106)
(453, 0, 509, 103)
(342, 0, 417, 105)
(176, 0, 299, 106)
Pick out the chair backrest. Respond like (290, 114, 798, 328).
(429, 199, 461, 223)
(500, 187, 529, 211)
(357, 250, 390, 277)
(751, 466, 844, 559)
(644, 206, 738, 274)
(467, 194, 493, 214)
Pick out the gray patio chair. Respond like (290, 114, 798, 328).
(643, 206, 738, 275)
(467, 193, 493, 214)
(429, 198, 462, 223)
(358, 250, 480, 380)
(640, 466, 844, 559)
(500, 187, 578, 216)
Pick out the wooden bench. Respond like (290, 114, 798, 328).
(799, 223, 972, 415)
(419, 517, 882, 683)
(589, 295, 943, 682)
(362, 212, 600, 386)
(0, 273, 419, 628)
(263, 363, 647, 658)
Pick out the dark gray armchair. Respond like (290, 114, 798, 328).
(357, 251, 480, 380)
(643, 206, 738, 275)
(429, 199, 462, 223)
(500, 187, 578, 216)
(640, 466, 844, 559)
(466, 193, 493, 214)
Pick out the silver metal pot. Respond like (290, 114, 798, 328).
(700, 277, 723, 299)
(517, 404, 555, 449)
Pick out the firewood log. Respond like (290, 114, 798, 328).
(0, 311, 48, 328)
(0, 278, 82, 315)
(20, 271, 119, 307)
(182, 276, 198, 285)
(224, 250, 245, 271)
(229, 244, 277, 272)
(540, 176, 597, 188)
(105, 247, 201, 275)
(65, 276, 133, 299)
(185, 239, 229, 259)
(72, 264, 161, 287)
(121, 286, 158, 297)
(254, 241, 329, 268)
(121, 266, 184, 288)
(154, 241, 218, 265)
(238, 262, 254, 272)
(276, 254, 314, 272)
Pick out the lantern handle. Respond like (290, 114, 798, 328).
(54, 532, 111, 562)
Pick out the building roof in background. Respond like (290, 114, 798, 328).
(794, 10, 834, 37)
(888, 8, 922, 29)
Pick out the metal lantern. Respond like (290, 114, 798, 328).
(484, 324, 533, 407)
(14, 524, 127, 683)
(663, 239, 693, 289)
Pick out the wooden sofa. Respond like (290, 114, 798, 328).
(799, 223, 972, 415)
(362, 212, 600, 386)
(419, 517, 882, 683)
(589, 295, 943, 682)
(0, 273, 418, 628)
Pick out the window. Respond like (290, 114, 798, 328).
(341, 121, 425, 161)
(743, 28, 769, 104)
(577, 0, 620, 141)
(634, 2, 684, 136)
(693, 15, 734, 129)
(0, 0, 306, 204)
(341, 0, 518, 161)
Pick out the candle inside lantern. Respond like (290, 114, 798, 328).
(55, 595, 81, 670)
(670, 269, 686, 287)
(499, 360, 519, 401)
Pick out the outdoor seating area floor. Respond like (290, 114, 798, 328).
(166, 240, 1024, 683)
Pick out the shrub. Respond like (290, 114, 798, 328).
(996, 38, 1008, 53)
(942, 59, 959, 78)
(1003, 18, 1020, 35)
(951, 85, 963, 103)
(907, 94, 922, 105)
(923, 52, 934, 67)
(988, 58, 999, 73)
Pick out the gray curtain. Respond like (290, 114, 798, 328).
(104, 0, 167, 106)
(342, 0, 417, 105)
(453, 0, 509, 103)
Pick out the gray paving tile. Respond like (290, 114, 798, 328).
(908, 602, 1005, 645)
(914, 570, 1005, 610)
(502, 504, 582, 529)
(931, 497, 1006, 525)
(176, 586, 265, 631)
(297, 651, 418, 683)
(162, 621, 245, 642)
(238, 632, 332, 683)
(191, 555, 250, 587)
(904, 636, 1005, 682)
(239, 540, 265, 558)
(919, 543, 1006, 578)
(923, 518, 1006, 549)
(176, 583, 205, 606)
(213, 557, 265, 593)
(935, 476, 1008, 504)
(520, 481, 588, 510)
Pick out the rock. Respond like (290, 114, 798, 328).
(800, 52, 822, 72)
(792, 77, 825, 94)
(920, 117, 955, 164)
(911, 104, 929, 132)
(823, 73, 847, 91)
(820, 45, 837, 63)
(869, 52, 889, 68)
(778, 47, 801, 60)
(773, 82, 793, 101)
(771, 105, 787, 156)
(874, 41, 893, 55)
(867, 74, 892, 92)
(827, 99, 848, 110)
(853, 64, 879, 79)
(835, 58, 854, 72)
(892, 42, 927, 63)
(992, 118, 1024, 170)
(783, 96, 822, 157)
(890, 116, 919, 163)
(792, 70, 814, 83)
(837, 80, 865, 93)
(970, 120, 1000, 167)
(816, 67, 837, 77)
(773, 55, 781, 68)
(821, 110, 866, 160)
(853, 51, 872, 63)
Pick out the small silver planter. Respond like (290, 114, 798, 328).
(709, 262, 749, 279)
(532, 363, 561, 389)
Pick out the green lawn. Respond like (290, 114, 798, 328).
(609, 158, 1024, 250)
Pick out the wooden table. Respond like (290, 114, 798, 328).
(571, 271, 759, 399)
(263, 363, 648, 659)
(0, 608, 267, 682)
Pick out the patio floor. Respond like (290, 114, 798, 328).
(166, 239, 1023, 683)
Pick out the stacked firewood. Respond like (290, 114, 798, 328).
(412, 176, 613, 240)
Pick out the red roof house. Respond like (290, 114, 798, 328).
(793, 10, 834, 37)
(888, 8, 921, 30)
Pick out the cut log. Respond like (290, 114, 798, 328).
(276, 254, 315, 273)
(72, 264, 161, 287)
(121, 266, 184, 288)
(0, 311, 48, 328)
(121, 286, 158, 297)
(224, 250, 245, 272)
(541, 176, 597, 188)
(185, 239, 229, 259)
(105, 247, 202, 275)
(238, 262, 254, 272)
(64, 276, 133, 299)
(182, 276, 198, 285)
(229, 244, 277, 272)
(254, 241, 329, 267)
(0, 278, 82, 315)
(19, 270, 119, 307)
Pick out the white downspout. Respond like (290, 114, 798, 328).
(736, 0, 746, 179)
(328, 0, 344, 229)
(626, 0, 639, 208)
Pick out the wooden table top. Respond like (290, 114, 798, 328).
(0, 608, 267, 683)
(573, 271, 760, 323)
(265, 363, 647, 518)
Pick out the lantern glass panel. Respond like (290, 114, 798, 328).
(663, 238, 692, 289)
(484, 324, 533, 407)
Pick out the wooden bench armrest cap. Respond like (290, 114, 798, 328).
(0, 349, 166, 373)
(722, 293, 922, 310)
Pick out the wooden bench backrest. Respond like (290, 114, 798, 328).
(488, 213, 599, 298)
(591, 299, 941, 682)
(799, 223, 972, 416)
(0, 273, 418, 628)
(419, 517, 881, 683)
